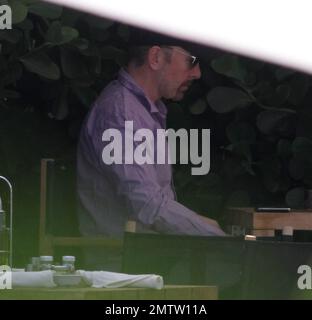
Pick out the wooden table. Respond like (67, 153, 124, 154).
(0, 285, 218, 300)
(225, 207, 312, 236)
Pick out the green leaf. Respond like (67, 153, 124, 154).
(253, 81, 274, 100)
(28, 2, 62, 19)
(117, 24, 129, 41)
(0, 29, 21, 43)
(60, 48, 89, 79)
(189, 98, 207, 115)
(296, 107, 312, 140)
(173, 167, 194, 190)
(206, 87, 252, 113)
(262, 174, 280, 193)
(83, 15, 114, 30)
(288, 74, 309, 106)
(16, 18, 33, 31)
(259, 158, 282, 193)
(285, 187, 305, 209)
(274, 67, 295, 81)
(0, 89, 20, 99)
(226, 190, 250, 207)
(292, 137, 312, 156)
(288, 157, 312, 187)
(70, 38, 89, 51)
(243, 72, 257, 86)
(20, 0, 38, 4)
(45, 21, 62, 43)
(90, 28, 110, 42)
(8, 0, 28, 24)
(20, 52, 60, 80)
(89, 55, 102, 75)
(200, 173, 222, 189)
(277, 139, 292, 157)
(71, 86, 98, 108)
(288, 157, 306, 180)
(53, 87, 68, 120)
(81, 44, 100, 57)
(45, 21, 79, 45)
(2, 62, 23, 85)
(211, 55, 247, 82)
(222, 157, 246, 178)
(60, 26, 79, 44)
(60, 7, 82, 27)
(226, 122, 256, 144)
(256, 111, 289, 135)
(241, 58, 264, 72)
(274, 84, 290, 106)
(241, 160, 256, 176)
(70, 77, 94, 88)
(101, 46, 126, 66)
(225, 142, 252, 162)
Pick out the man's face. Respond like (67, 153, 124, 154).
(158, 46, 201, 101)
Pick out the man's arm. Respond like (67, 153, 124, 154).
(197, 215, 221, 228)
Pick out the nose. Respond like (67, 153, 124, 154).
(190, 63, 201, 80)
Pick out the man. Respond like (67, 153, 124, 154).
(77, 28, 226, 270)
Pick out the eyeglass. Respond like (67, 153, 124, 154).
(162, 46, 199, 68)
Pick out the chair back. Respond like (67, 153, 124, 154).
(39, 158, 122, 257)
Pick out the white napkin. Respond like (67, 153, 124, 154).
(12, 270, 56, 288)
(77, 270, 164, 289)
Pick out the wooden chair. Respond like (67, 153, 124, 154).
(39, 158, 122, 256)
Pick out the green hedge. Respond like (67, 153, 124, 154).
(1, 0, 312, 235)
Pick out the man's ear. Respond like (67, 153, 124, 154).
(147, 46, 165, 70)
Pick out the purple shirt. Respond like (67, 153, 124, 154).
(77, 69, 224, 238)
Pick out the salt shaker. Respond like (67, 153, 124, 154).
(40, 256, 53, 270)
(31, 257, 41, 271)
(62, 256, 75, 273)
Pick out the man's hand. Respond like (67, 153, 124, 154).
(197, 215, 220, 227)
(197, 214, 228, 236)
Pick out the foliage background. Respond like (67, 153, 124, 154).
(1, 0, 312, 266)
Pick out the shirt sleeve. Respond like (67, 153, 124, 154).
(88, 106, 225, 237)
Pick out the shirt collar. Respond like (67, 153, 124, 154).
(118, 68, 167, 117)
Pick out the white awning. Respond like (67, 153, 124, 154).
(43, 0, 312, 74)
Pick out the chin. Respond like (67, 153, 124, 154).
(171, 90, 185, 101)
